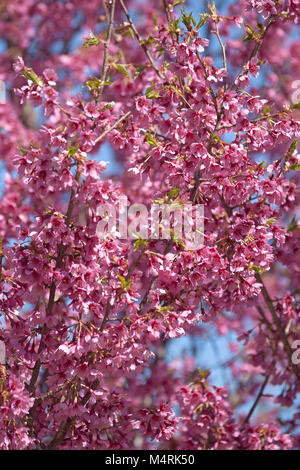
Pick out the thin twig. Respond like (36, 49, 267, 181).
(97, 0, 116, 102)
(255, 273, 300, 382)
(214, 21, 227, 90)
(162, 0, 171, 24)
(229, 16, 275, 92)
(94, 111, 131, 144)
(119, 0, 162, 78)
(243, 374, 270, 425)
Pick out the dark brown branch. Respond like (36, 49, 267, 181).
(162, 0, 171, 24)
(243, 374, 270, 425)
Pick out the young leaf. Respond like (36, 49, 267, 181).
(23, 67, 43, 86)
(117, 273, 132, 290)
(145, 84, 161, 99)
(145, 132, 160, 147)
(287, 217, 298, 232)
(114, 64, 130, 78)
(83, 31, 100, 47)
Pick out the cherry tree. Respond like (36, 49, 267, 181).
(0, 0, 300, 450)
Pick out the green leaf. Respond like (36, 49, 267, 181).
(263, 103, 274, 115)
(68, 146, 78, 157)
(198, 367, 209, 379)
(23, 67, 43, 86)
(289, 163, 300, 171)
(170, 233, 185, 247)
(243, 24, 260, 42)
(168, 188, 180, 200)
(141, 36, 155, 46)
(85, 77, 102, 90)
(255, 161, 267, 170)
(158, 305, 174, 312)
(244, 234, 255, 244)
(85, 76, 114, 91)
(287, 216, 298, 232)
(290, 103, 300, 110)
(145, 132, 160, 147)
(117, 273, 132, 290)
(133, 65, 146, 80)
(266, 217, 277, 226)
(18, 146, 28, 156)
(145, 84, 161, 99)
(207, 0, 217, 15)
(288, 139, 298, 154)
(181, 8, 196, 29)
(83, 31, 100, 47)
(173, 0, 186, 6)
(249, 264, 266, 274)
(168, 18, 180, 34)
(133, 237, 148, 251)
(196, 13, 209, 29)
(211, 133, 220, 143)
(114, 63, 130, 78)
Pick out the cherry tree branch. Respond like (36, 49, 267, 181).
(213, 21, 227, 90)
(119, 0, 163, 78)
(255, 273, 300, 382)
(94, 111, 131, 144)
(229, 15, 276, 92)
(97, 0, 116, 102)
(27, 169, 81, 400)
(162, 0, 171, 24)
(243, 373, 270, 425)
